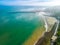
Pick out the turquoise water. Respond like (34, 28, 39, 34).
(0, 6, 45, 45)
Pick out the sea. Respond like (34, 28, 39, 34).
(0, 5, 45, 45)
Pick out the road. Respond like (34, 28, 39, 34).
(35, 18, 59, 45)
(51, 20, 59, 45)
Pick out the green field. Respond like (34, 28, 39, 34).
(56, 23, 60, 45)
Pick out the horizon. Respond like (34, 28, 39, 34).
(0, 0, 60, 6)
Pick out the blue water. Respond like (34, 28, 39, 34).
(0, 5, 45, 45)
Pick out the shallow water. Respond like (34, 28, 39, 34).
(0, 6, 45, 45)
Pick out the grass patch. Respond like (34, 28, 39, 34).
(56, 24, 60, 45)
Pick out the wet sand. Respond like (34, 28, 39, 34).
(22, 26, 45, 45)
